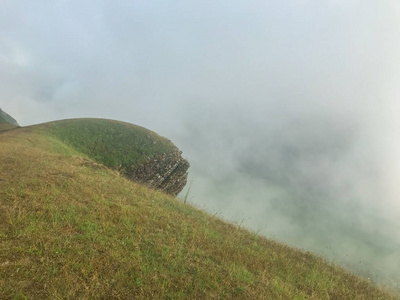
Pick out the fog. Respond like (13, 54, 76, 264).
(1, 1, 400, 288)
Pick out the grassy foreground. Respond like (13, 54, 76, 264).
(0, 123, 18, 132)
(0, 123, 397, 299)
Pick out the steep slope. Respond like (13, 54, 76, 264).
(0, 125, 397, 299)
(0, 108, 19, 132)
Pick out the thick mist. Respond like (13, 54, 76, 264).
(176, 99, 400, 285)
(1, 0, 400, 289)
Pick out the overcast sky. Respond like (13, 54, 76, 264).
(1, 0, 400, 286)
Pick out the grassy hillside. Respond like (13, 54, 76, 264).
(38, 118, 177, 167)
(0, 123, 397, 299)
(0, 123, 18, 132)
(0, 109, 19, 132)
(0, 109, 18, 126)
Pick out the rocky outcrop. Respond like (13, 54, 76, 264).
(35, 118, 191, 196)
(122, 150, 190, 196)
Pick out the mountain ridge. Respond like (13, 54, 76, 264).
(32, 118, 189, 196)
(0, 116, 397, 299)
(0, 108, 19, 131)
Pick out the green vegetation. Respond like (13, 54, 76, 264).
(0, 122, 398, 299)
(0, 109, 19, 132)
(37, 118, 177, 168)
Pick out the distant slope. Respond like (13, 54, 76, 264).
(0, 124, 397, 299)
(39, 118, 177, 167)
(34, 118, 189, 195)
(0, 108, 19, 131)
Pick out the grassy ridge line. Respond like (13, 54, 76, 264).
(0, 109, 18, 126)
(0, 123, 18, 132)
(34, 118, 178, 168)
(0, 127, 397, 299)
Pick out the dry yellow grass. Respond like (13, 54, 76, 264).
(0, 125, 397, 299)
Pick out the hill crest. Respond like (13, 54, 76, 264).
(0, 118, 397, 299)
(0, 108, 19, 131)
(32, 118, 190, 196)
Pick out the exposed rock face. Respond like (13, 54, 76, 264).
(43, 118, 190, 196)
(123, 150, 190, 196)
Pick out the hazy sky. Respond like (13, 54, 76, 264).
(1, 1, 400, 286)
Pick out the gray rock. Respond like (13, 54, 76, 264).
(122, 150, 190, 196)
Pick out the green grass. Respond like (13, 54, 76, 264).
(0, 122, 398, 299)
(36, 118, 177, 168)
(0, 109, 18, 126)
